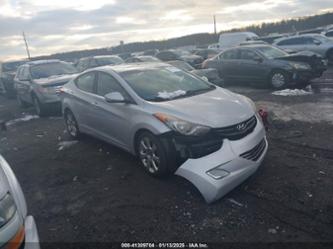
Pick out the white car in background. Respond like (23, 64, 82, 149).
(218, 32, 259, 50)
(0, 155, 39, 249)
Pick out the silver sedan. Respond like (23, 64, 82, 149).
(61, 62, 267, 203)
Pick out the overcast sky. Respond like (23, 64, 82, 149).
(0, 0, 332, 60)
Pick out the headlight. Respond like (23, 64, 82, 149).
(154, 113, 211, 136)
(290, 62, 311, 70)
(0, 193, 17, 228)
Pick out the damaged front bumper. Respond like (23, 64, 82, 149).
(173, 119, 267, 203)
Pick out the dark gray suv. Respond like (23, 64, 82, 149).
(14, 60, 77, 116)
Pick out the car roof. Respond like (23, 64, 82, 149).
(26, 59, 61, 66)
(91, 62, 171, 73)
(274, 34, 327, 43)
(224, 44, 273, 50)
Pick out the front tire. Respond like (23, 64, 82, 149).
(269, 70, 288, 89)
(64, 110, 81, 139)
(136, 131, 170, 177)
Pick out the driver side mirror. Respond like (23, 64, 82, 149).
(104, 92, 127, 103)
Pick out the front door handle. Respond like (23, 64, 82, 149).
(91, 101, 99, 106)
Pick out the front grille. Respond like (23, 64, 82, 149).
(240, 139, 266, 161)
(213, 115, 257, 140)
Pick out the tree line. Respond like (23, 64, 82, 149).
(32, 12, 333, 62)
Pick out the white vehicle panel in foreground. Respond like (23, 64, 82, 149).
(175, 118, 267, 203)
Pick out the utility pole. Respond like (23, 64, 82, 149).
(22, 31, 31, 60)
(213, 15, 217, 36)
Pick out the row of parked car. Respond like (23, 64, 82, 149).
(1, 32, 332, 104)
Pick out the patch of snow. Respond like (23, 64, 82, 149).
(157, 90, 186, 99)
(6, 115, 39, 126)
(268, 228, 277, 234)
(272, 89, 312, 96)
(58, 140, 78, 151)
(256, 100, 333, 124)
(228, 198, 244, 207)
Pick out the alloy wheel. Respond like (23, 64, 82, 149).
(138, 136, 161, 174)
(271, 73, 286, 88)
(65, 112, 78, 137)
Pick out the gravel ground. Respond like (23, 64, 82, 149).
(0, 74, 333, 248)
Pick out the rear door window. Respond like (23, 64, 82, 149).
(19, 67, 30, 81)
(220, 49, 239, 60)
(239, 49, 261, 60)
(278, 37, 303, 45)
(96, 72, 128, 97)
(75, 72, 95, 93)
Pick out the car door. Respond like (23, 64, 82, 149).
(217, 49, 241, 81)
(15, 66, 33, 103)
(277, 37, 303, 53)
(71, 72, 100, 133)
(89, 71, 134, 150)
(238, 49, 267, 82)
(299, 37, 323, 54)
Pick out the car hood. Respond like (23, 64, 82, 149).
(275, 51, 322, 62)
(148, 88, 254, 128)
(34, 74, 78, 86)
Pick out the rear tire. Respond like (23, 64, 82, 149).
(64, 110, 81, 139)
(136, 131, 170, 177)
(269, 70, 288, 89)
(32, 95, 48, 117)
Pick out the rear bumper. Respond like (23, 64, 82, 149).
(175, 120, 267, 203)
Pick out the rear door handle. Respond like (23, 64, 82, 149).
(91, 101, 99, 106)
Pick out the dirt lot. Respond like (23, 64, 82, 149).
(0, 74, 333, 247)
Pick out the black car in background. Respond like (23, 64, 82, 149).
(0, 60, 28, 97)
(156, 50, 203, 68)
(202, 45, 327, 89)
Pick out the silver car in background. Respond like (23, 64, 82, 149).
(14, 60, 78, 116)
(61, 62, 267, 203)
(0, 155, 39, 249)
(274, 34, 333, 62)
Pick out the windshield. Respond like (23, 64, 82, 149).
(120, 67, 215, 102)
(312, 35, 331, 43)
(168, 61, 194, 71)
(256, 46, 288, 59)
(30, 62, 77, 79)
(96, 56, 124, 66)
(139, 56, 160, 62)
